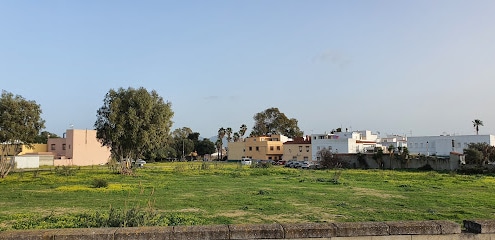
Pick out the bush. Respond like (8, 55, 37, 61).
(54, 166, 78, 176)
(91, 178, 108, 188)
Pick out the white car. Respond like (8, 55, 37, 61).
(241, 158, 252, 165)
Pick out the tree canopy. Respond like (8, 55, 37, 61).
(34, 131, 60, 144)
(250, 107, 303, 138)
(0, 90, 45, 178)
(464, 142, 495, 165)
(94, 87, 174, 164)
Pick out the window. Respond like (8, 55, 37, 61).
(50, 144, 55, 150)
(299, 146, 302, 152)
(62, 144, 66, 150)
(256, 146, 259, 151)
(270, 146, 274, 151)
(293, 156, 297, 160)
(317, 146, 320, 151)
(249, 147, 252, 151)
(276, 146, 280, 150)
(268, 157, 272, 160)
(306, 146, 309, 152)
(316, 157, 321, 161)
(303, 156, 308, 161)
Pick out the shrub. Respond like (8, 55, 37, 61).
(91, 178, 108, 188)
(54, 166, 78, 176)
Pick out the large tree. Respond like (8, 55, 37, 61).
(94, 87, 174, 167)
(473, 119, 483, 135)
(0, 90, 45, 178)
(196, 139, 216, 158)
(250, 107, 303, 138)
(464, 142, 495, 165)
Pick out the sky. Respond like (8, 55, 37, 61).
(1, 0, 494, 138)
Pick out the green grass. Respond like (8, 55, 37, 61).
(1, 162, 495, 231)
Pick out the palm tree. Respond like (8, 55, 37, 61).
(215, 138, 223, 160)
(473, 119, 484, 135)
(239, 124, 247, 140)
(225, 127, 233, 142)
(233, 132, 240, 142)
(217, 127, 226, 160)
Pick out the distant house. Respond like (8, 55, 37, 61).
(408, 134, 495, 157)
(47, 129, 111, 166)
(283, 136, 312, 161)
(311, 130, 380, 160)
(228, 134, 290, 161)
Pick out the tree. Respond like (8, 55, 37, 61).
(239, 124, 247, 139)
(170, 128, 195, 160)
(317, 148, 349, 169)
(233, 132, 240, 142)
(225, 127, 233, 142)
(0, 90, 45, 178)
(473, 119, 484, 135)
(215, 138, 223, 160)
(387, 144, 395, 169)
(172, 127, 193, 140)
(34, 131, 60, 144)
(94, 87, 174, 171)
(196, 139, 216, 157)
(464, 142, 495, 165)
(250, 107, 303, 138)
(217, 127, 226, 160)
(372, 147, 384, 169)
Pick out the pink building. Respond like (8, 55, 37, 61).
(47, 129, 111, 166)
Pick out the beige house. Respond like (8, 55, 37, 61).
(283, 136, 312, 161)
(228, 134, 289, 161)
(48, 129, 110, 166)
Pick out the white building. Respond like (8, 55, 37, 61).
(311, 130, 379, 160)
(380, 135, 408, 151)
(408, 134, 495, 156)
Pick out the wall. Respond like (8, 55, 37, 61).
(341, 153, 459, 171)
(0, 144, 47, 156)
(69, 129, 110, 166)
(14, 156, 39, 169)
(2, 219, 495, 240)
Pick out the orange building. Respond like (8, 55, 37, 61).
(228, 134, 289, 161)
(48, 129, 111, 166)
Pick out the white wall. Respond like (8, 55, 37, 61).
(15, 156, 40, 169)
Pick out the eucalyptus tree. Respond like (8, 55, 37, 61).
(0, 90, 45, 178)
(95, 87, 174, 170)
(473, 119, 484, 135)
(250, 107, 303, 138)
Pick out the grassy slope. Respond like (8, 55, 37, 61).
(1, 162, 494, 230)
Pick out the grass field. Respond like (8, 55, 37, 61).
(1, 162, 494, 231)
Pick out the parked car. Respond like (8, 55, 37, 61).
(284, 161, 295, 168)
(292, 161, 303, 168)
(301, 161, 314, 169)
(241, 158, 252, 165)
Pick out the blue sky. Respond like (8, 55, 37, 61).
(1, 1, 494, 138)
